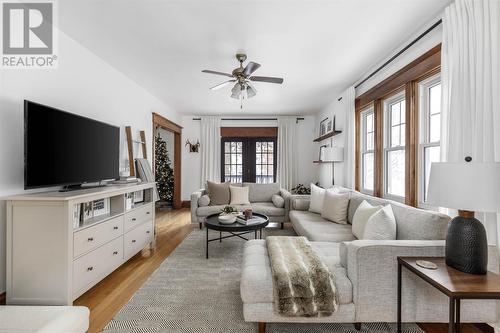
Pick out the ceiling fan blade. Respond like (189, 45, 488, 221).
(243, 62, 261, 77)
(250, 76, 284, 84)
(202, 70, 233, 78)
(246, 82, 257, 98)
(210, 79, 236, 90)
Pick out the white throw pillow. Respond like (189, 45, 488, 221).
(308, 183, 327, 214)
(272, 194, 285, 208)
(229, 186, 250, 205)
(363, 204, 397, 240)
(321, 190, 350, 224)
(351, 200, 382, 239)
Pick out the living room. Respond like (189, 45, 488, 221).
(1, 0, 499, 332)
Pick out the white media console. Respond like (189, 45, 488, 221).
(5, 182, 156, 305)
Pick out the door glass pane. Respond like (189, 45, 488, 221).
(222, 141, 243, 183)
(387, 149, 405, 197)
(363, 152, 374, 191)
(424, 146, 440, 202)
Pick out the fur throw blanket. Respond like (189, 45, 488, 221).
(266, 236, 339, 317)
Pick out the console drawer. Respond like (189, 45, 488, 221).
(73, 236, 123, 296)
(124, 204, 153, 231)
(124, 221, 153, 261)
(74, 215, 124, 258)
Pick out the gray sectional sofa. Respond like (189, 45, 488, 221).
(240, 187, 499, 330)
(191, 182, 291, 229)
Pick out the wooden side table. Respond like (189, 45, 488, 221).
(397, 257, 500, 333)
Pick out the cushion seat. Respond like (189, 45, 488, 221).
(241, 240, 352, 305)
(289, 210, 355, 242)
(251, 202, 285, 217)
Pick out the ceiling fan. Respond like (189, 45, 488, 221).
(202, 54, 284, 104)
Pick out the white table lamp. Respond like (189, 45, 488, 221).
(427, 159, 500, 274)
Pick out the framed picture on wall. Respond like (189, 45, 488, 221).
(319, 118, 329, 136)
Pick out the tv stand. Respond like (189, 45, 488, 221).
(6, 182, 156, 305)
(59, 183, 108, 192)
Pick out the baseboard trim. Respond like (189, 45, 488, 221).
(181, 201, 191, 208)
(0, 292, 5, 305)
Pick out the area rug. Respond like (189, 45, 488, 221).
(102, 227, 424, 333)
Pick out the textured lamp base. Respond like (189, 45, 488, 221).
(445, 210, 488, 275)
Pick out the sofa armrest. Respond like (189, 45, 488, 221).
(190, 189, 206, 223)
(346, 240, 446, 321)
(290, 195, 310, 211)
(279, 189, 292, 221)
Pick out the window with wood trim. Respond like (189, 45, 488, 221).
(360, 107, 375, 194)
(418, 73, 441, 206)
(354, 44, 441, 207)
(384, 92, 406, 201)
(221, 137, 277, 183)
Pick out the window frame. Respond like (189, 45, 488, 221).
(418, 73, 441, 208)
(383, 90, 406, 202)
(354, 44, 441, 207)
(360, 107, 375, 195)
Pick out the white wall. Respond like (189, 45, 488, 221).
(314, 92, 348, 188)
(355, 22, 442, 96)
(0, 30, 179, 293)
(180, 116, 318, 201)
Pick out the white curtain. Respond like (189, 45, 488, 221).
(441, 0, 500, 245)
(277, 116, 297, 190)
(344, 86, 356, 189)
(200, 116, 221, 187)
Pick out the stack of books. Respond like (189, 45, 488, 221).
(236, 215, 262, 225)
(111, 176, 141, 185)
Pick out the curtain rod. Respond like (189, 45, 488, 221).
(192, 117, 305, 121)
(354, 19, 442, 89)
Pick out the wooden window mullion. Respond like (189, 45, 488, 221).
(374, 99, 384, 198)
(405, 81, 418, 206)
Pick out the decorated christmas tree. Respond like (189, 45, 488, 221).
(155, 134, 174, 204)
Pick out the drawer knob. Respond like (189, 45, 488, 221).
(87, 267, 93, 271)
(146, 211, 150, 215)
(132, 239, 136, 243)
(87, 237, 94, 242)
(113, 226, 119, 230)
(113, 251, 118, 255)
(132, 218, 137, 221)
(146, 230, 150, 234)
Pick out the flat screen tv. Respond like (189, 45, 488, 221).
(24, 100, 120, 190)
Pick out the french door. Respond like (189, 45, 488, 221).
(221, 137, 277, 183)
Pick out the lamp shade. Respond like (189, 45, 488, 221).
(427, 162, 500, 213)
(323, 146, 344, 162)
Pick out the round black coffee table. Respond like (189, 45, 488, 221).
(204, 213, 269, 259)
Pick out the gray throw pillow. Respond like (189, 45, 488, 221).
(207, 181, 230, 205)
(198, 195, 210, 207)
(272, 194, 285, 208)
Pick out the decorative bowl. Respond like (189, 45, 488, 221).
(218, 214, 237, 224)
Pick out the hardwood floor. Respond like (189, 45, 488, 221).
(74, 208, 490, 333)
(74, 208, 194, 333)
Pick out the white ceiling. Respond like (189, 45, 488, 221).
(58, 0, 450, 115)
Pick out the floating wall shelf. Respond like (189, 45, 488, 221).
(313, 130, 342, 142)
